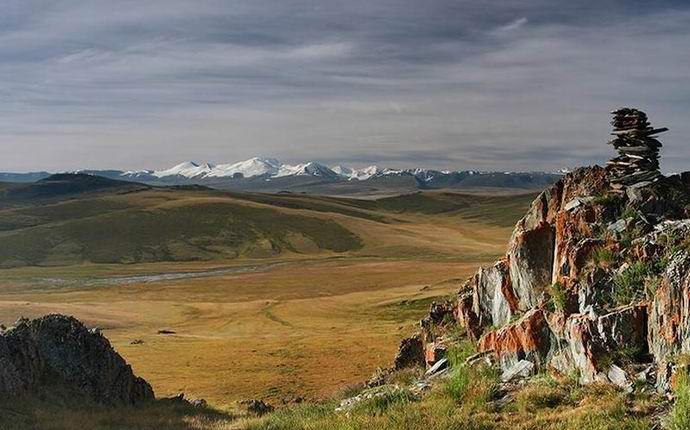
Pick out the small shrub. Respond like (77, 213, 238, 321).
(612, 262, 650, 306)
(615, 345, 642, 364)
(592, 247, 616, 268)
(445, 356, 499, 411)
(593, 193, 621, 207)
(620, 206, 639, 221)
(644, 276, 661, 301)
(387, 367, 423, 386)
(446, 341, 476, 367)
(549, 282, 567, 311)
(444, 341, 478, 403)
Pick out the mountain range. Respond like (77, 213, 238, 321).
(0, 158, 563, 195)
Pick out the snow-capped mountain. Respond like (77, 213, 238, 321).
(332, 165, 382, 181)
(275, 162, 340, 179)
(206, 157, 281, 178)
(8, 157, 563, 194)
(152, 161, 214, 178)
(115, 158, 383, 181)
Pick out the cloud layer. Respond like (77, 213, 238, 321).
(1, 0, 689, 172)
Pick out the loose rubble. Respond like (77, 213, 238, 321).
(241, 399, 275, 416)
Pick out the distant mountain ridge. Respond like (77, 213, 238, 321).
(1, 157, 563, 194)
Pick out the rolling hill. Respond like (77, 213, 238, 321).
(0, 174, 535, 268)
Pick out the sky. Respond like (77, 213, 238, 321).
(1, 0, 689, 173)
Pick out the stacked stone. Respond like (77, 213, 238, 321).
(607, 107, 667, 190)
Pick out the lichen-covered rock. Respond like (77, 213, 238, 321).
(649, 252, 690, 361)
(551, 304, 647, 384)
(0, 314, 154, 404)
(477, 309, 552, 370)
(424, 341, 447, 367)
(648, 251, 690, 390)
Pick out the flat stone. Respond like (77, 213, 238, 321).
(607, 365, 633, 393)
(607, 218, 628, 233)
(565, 199, 583, 211)
(501, 359, 534, 382)
(424, 357, 448, 377)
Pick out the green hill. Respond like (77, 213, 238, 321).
(0, 174, 534, 268)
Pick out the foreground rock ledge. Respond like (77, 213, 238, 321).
(0, 314, 154, 404)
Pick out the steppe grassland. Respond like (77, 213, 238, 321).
(0, 191, 532, 407)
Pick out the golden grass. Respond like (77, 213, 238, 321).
(0, 259, 482, 407)
(0, 190, 528, 422)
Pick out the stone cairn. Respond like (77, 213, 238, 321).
(607, 107, 667, 191)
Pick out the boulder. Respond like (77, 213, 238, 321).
(404, 156, 690, 393)
(0, 314, 154, 404)
(393, 335, 425, 370)
(501, 359, 535, 382)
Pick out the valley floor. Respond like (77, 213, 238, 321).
(0, 257, 487, 407)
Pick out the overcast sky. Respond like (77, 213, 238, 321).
(1, 0, 689, 172)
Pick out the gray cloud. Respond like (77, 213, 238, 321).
(0, 0, 689, 172)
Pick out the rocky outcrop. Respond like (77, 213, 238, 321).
(0, 314, 154, 404)
(401, 108, 690, 392)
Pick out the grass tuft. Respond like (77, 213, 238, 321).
(667, 369, 690, 430)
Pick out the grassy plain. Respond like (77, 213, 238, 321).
(0, 188, 534, 418)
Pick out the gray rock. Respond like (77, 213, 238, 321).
(553, 305, 647, 385)
(191, 398, 208, 408)
(607, 365, 633, 393)
(0, 314, 154, 404)
(424, 357, 448, 377)
(472, 260, 514, 329)
(243, 399, 274, 416)
(607, 218, 628, 233)
(501, 360, 534, 382)
(507, 221, 555, 311)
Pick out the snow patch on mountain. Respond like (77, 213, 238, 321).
(206, 158, 280, 178)
(153, 162, 213, 178)
(275, 162, 338, 179)
(332, 165, 382, 181)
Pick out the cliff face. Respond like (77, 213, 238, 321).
(0, 314, 154, 404)
(415, 164, 690, 391)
